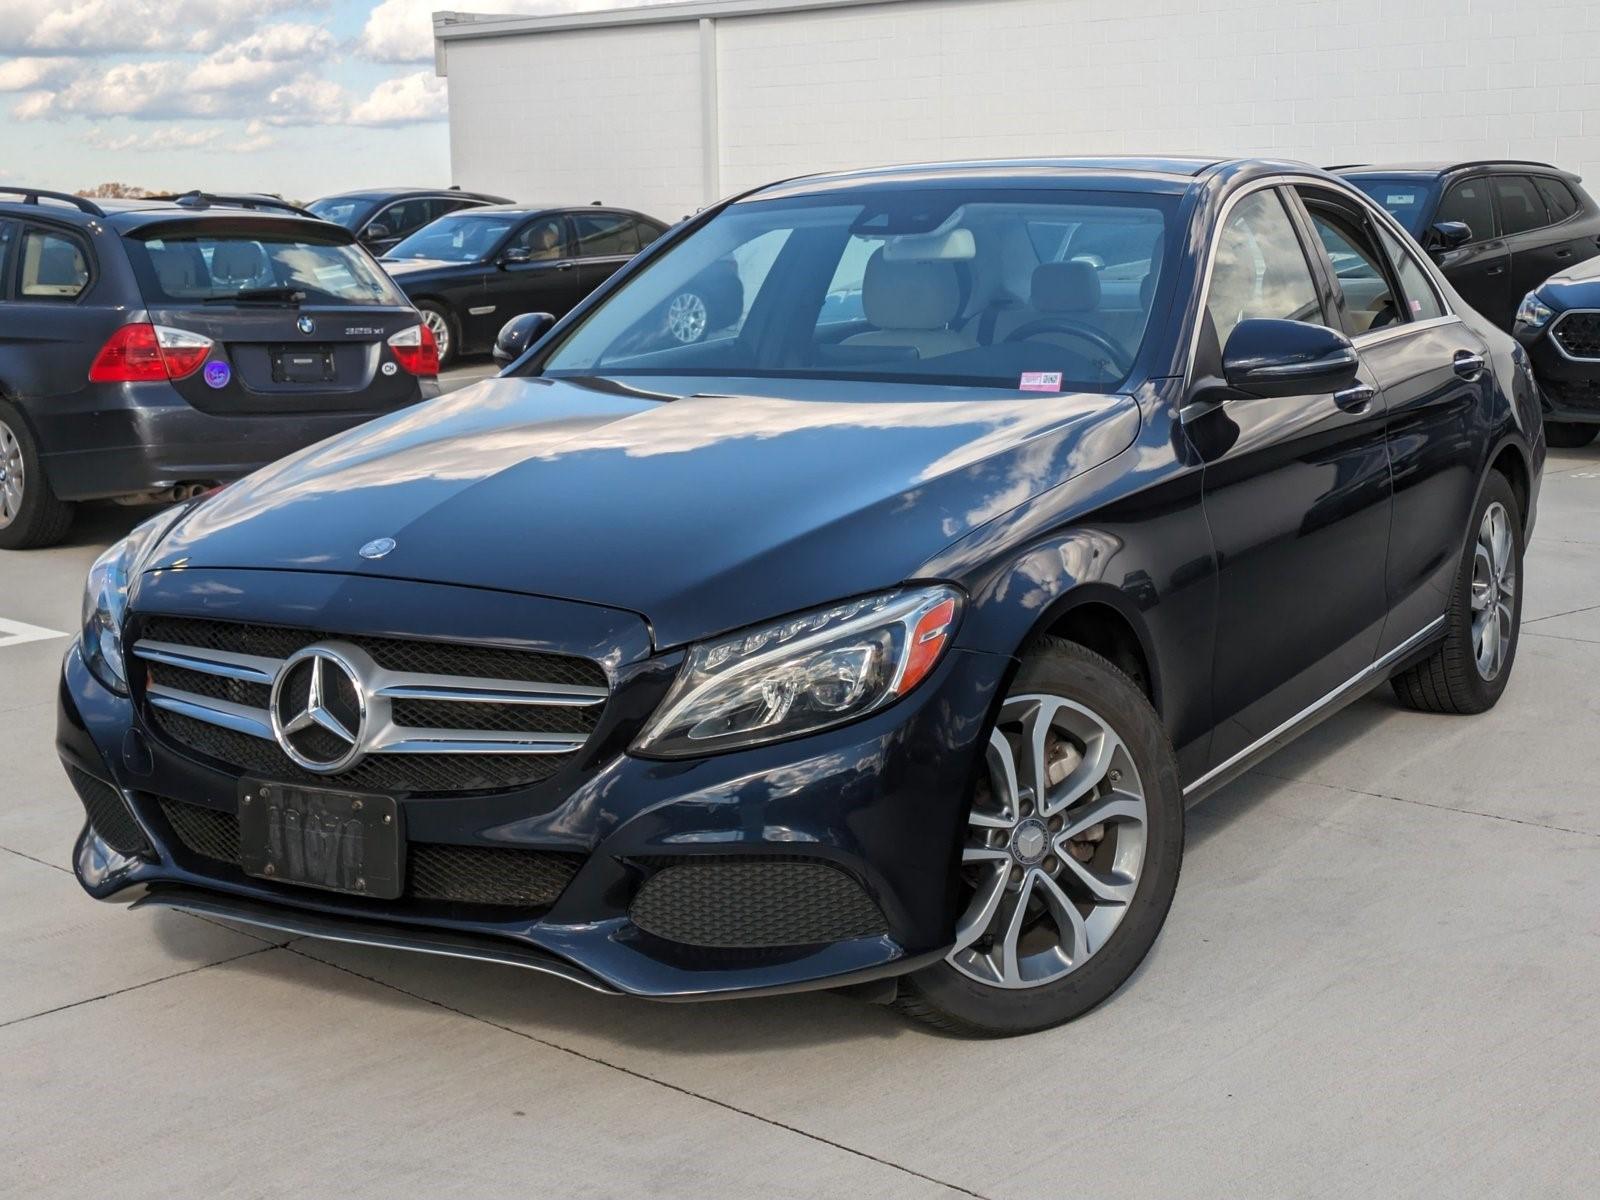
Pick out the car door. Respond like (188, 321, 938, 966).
(1294, 184, 1494, 658)
(1493, 174, 1565, 314)
(573, 211, 644, 296)
(469, 214, 582, 350)
(1188, 185, 1393, 769)
(1431, 176, 1512, 329)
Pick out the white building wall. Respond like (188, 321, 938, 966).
(442, 0, 1600, 222)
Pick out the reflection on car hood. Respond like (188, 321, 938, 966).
(379, 258, 465, 277)
(150, 375, 1140, 648)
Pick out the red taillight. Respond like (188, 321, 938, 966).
(89, 323, 213, 383)
(388, 323, 439, 377)
(895, 597, 959, 696)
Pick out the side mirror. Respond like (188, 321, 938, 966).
(494, 312, 556, 362)
(500, 246, 532, 266)
(1221, 318, 1360, 398)
(361, 223, 391, 243)
(1426, 220, 1473, 253)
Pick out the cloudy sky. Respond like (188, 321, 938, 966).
(0, 0, 659, 200)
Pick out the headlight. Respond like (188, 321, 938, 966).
(1515, 292, 1555, 333)
(633, 585, 962, 757)
(81, 506, 188, 693)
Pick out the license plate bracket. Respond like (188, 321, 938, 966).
(269, 345, 336, 383)
(238, 780, 403, 899)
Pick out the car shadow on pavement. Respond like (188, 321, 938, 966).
(58, 501, 169, 549)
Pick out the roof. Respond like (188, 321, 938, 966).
(1335, 160, 1569, 178)
(311, 187, 496, 202)
(743, 155, 1252, 201)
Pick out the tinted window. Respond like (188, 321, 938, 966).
(1346, 178, 1430, 234)
(1375, 224, 1446, 322)
(386, 213, 519, 262)
(125, 233, 403, 306)
(1494, 176, 1548, 236)
(307, 196, 377, 230)
(0, 221, 15, 297)
(638, 221, 666, 247)
(1207, 190, 1322, 345)
(574, 214, 641, 258)
(510, 217, 570, 261)
(1437, 179, 1496, 242)
(1534, 176, 1580, 223)
(371, 198, 433, 240)
(1303, 202, 1399, 335)
(19, 228, 89, 299)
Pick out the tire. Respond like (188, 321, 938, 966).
(1543, 421, 1597, 449)
(1391, 472, 1523, 715)
(416, 302, 457, 368)
(896, 637, 1184, 1037)
(0, 400, 75, 550)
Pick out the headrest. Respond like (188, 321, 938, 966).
(211, 240, 267, 283)
(1032, 261, 1101, 314)
(862, 250, 962, 330)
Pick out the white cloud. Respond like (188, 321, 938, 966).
(80, 121, 277, 153)
(0, 0, 311, 55)
(347, 69, 447, 125)
(0, 56, 79, 91)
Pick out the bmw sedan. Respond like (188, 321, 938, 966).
(59, 157, 1543, 1037)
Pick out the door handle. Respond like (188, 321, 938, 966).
(1485, 264, 1507, 276)
(1453, 350, 1486, 380)
(1334, 383, 1376, 414)
(1555, 247, 1574, 259)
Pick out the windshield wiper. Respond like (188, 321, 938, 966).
(202, 286, 307, 305)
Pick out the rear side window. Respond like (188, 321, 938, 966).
(638, 221, 666, 247)
(1375, 225, 1446, 322)
(1437, 180, 1496, 242)
(1534, 176, 1580, 223)
(19, 228, 90, 299)
(1493, 176, 1548, 236)
(124, 232, 404, 306)
(1207, 189, 1323, 345)
(574, 214, 641, 258)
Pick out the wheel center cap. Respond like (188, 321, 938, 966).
(1012, 819, 1048, 865)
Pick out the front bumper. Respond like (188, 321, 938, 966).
(1524, 322, 1600, 424)
(59, 634, 1009, 1000)
(29, 377, 438, 502)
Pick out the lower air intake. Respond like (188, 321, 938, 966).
(67, 765, 151, 858)
(629, 857, 889, 949)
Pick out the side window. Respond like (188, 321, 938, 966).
(1533, 176, 1580, 224)
(373, 199, 430, 240)
(510, 217, 570, 261)
(1493, 176, 1549, 237)
(1206, 189, 1324, 346)
(0, 221, 15, 298)
(1375, 225, 1447, 322)
(19, 228, 90, 300)
(1436, 179, 1496, 243)
(573, 213, 640, 258)
(637, 221, 666, 248)
(1302, 202, 1400, 335)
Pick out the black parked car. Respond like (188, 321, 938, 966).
(1510, 254, 1600, 444)
(0, 187, 438, 549)
(60, 158, 1541, 1037)
(306, 187, 510, 256)
(377, 204, 673, 366)
(1336, 161, 1600, 331)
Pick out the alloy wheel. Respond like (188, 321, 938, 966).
(665, 292, 709, 344)
(948, 693, 1148, 989)
(0, 419, 24, 530)
(1471, 499, 1516, 681)
(420, 309, 452, 362)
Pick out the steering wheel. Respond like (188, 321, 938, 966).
(1003, 318, 1132, 377)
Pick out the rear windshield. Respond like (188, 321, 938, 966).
(1344, 178, 1431, 234)
(539, 187, 1176, 394)
(124, 231, 405, 306)
(386, 212, 520, 263)
(306, 197, 376, 230)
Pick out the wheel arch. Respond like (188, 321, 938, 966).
(1488, 437, 1532, 533)
(1016, 583, 1163, 718)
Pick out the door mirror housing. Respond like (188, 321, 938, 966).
(361, 223, 391, 243)
(1425, 220, 1473, 253)
(494, 312, 556, 362)
(1221, 318, 1361, 399)
(500, 246, 532, 266)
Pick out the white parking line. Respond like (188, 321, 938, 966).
(0, 617, 68, 648)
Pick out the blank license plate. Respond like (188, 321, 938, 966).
(270, 345, 336, 383)
(238, 780, 403, 899)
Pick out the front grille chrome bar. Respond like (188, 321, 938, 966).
(134, 640, 279, 685)
(146, 684, 275, 740)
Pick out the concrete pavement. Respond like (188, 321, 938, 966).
(2, 420, 1597, 1197)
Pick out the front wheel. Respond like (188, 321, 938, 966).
(896, 638, 1184, 1037)
(1543, 421, 1597, 449)
(416, 302, 456, 368)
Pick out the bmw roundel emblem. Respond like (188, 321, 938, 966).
(296, 315, 316, 335)
(359, 537, 397, 560)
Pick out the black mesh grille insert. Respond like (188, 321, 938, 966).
(1542, 375, 1600, 413)
(1554, 311, 1600, 359)
(629, 857, 888, 949)
(157, 798, 579, 909)
(67, 766, 151, 858)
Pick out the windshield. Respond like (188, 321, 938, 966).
(1344, 178, 1431, 234)
(125, 231, 405, 306)
(307, 196, 377, 230)
(385, 213, 519, 263)
(540, 187, 1175, 393)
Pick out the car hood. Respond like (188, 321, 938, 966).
(150, 375, 1139, 649)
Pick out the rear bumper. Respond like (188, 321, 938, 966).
(26, 378, 436, 501)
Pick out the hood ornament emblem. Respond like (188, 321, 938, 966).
(296, 315, 316, 335)
(359, 537, 396, 560)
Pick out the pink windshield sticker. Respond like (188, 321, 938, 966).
(1019, 371, 1063, 392)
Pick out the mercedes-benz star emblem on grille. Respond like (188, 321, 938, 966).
(359, 537, 396, 559)
(270, 646, 368, 773)
(296, 315, 316, 335)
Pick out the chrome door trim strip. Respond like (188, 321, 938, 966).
(1182, 615, 1446, 800)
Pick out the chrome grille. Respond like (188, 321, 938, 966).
(1552, 310, 1600, 360)
(133, 616, 609, 795)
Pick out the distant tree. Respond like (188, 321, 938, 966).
(77, 182, 157, 198)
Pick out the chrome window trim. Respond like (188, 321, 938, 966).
(1549, 309, 1600, 363)
(1351, 313, 1463, 351)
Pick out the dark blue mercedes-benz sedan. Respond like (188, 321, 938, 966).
(58, 157, 1544, 1036)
